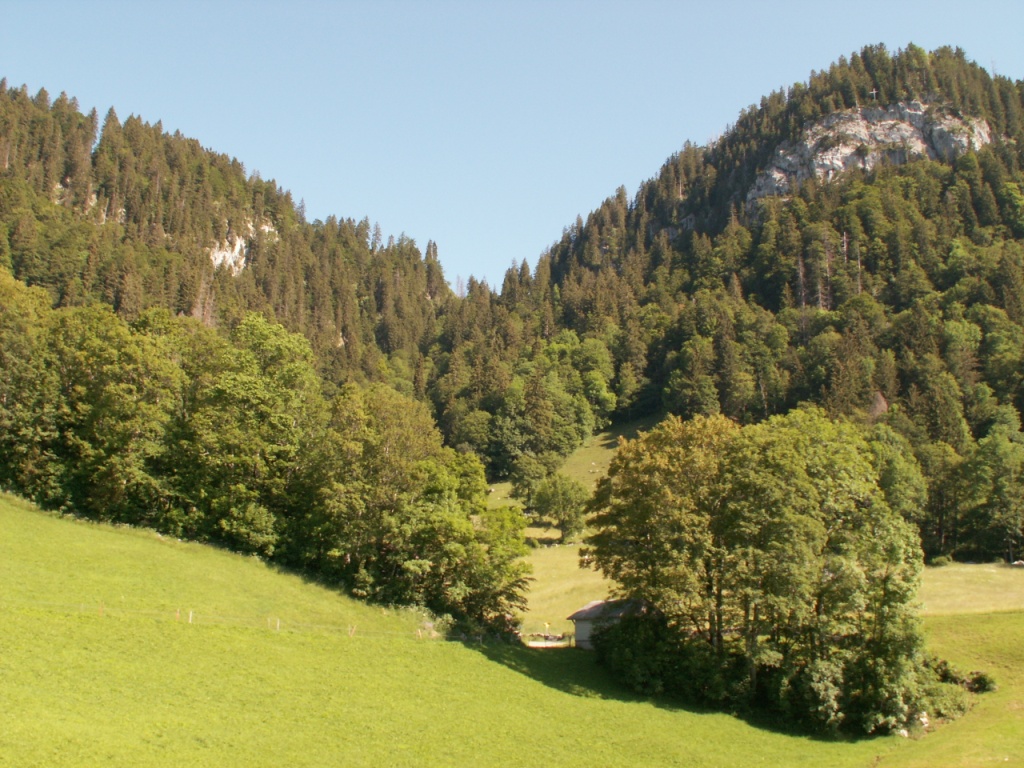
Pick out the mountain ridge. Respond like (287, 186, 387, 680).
(3, 43, 1024, 568)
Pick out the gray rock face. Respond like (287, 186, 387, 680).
(747, 101, 992, 204)
(207, 220, 278, 275)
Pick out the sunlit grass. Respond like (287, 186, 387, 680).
(879, 611, 1024, 767)
(559, 413, 665, 492)
(519, 417, 656, 633)
(520, 541, 611, 636)
(918, 562, 1024, 615)
(3, 487, 1021, 767)
(485, 480, 518, 510)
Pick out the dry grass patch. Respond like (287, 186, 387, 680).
(520, 542, 611, 636)
(918, 563, 1024, 615)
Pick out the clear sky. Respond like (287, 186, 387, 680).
(2, 0, 1023, 287)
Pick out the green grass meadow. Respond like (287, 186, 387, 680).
(3, 485, 1023, 766)
(520, 541, 610, 636)
(558, 412, 665, 493)
(919, 562, 1024, 615)
(510, 415, 660, 636)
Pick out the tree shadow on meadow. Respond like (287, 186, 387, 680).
(594, 412, 666, 451)
(466, 642, 877, 744)
(469, 642, 658, 703)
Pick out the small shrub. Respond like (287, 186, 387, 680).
(429, 613, 456, 638)
(923, 681, 972, 720)
(929, 555, 953, 567)
(967, 671, 997, 693)
(593, 616, 744, 706)
(592, 615, 674, 696)
(925, 655, 962, 684)
(923, 655, 996, 695)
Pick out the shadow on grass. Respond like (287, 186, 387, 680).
(467, 641, 877, 743)
(595, 412, 666, 451)
(470, 642, 652, 702)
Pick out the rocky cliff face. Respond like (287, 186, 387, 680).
(209, 234, 248, 275)
(208, 220, 278, 275)
(747, 101, 992, 205)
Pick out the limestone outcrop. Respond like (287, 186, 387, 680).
(747, 101, 992, 205)
(208, 220, 277, 274)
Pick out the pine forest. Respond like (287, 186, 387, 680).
(3, 43, 1024, 733)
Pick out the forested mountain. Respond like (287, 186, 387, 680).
(0, 82, 524, 630)
(0, 83, 450, 390)
(435, 44, 1024, 563)
(3, 43, 1024, 611)
(417, 46, 1021, 556)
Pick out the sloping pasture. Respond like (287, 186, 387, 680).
(3, 493, 1021, 766)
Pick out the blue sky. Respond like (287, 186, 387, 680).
(2, 0, 1023, 287)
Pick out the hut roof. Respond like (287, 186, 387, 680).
(567, 598, 647, 622)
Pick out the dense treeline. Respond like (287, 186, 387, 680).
(0, 268, 528, 630)
(508, 46, 1024, 563)
(3, 43, 1024, 611)
(583, 411, 950, 734)
(420, 46, 1024, 563)
(556, 44, 1020, 733)
(0, 79, 450, 392)
(0, 76, 610, 485)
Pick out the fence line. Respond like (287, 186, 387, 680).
(0, 595, 448, 641)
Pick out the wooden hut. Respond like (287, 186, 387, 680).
(567, 599, 647, 650)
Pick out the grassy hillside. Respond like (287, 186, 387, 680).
(518, 416, 658, 635)
(886, 611, 1024, 767)
(919, 563, 1024, 615)
(558, 413, 665, 492)
(3, 492, 1021, 767)
(519, 542, 610, 636)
